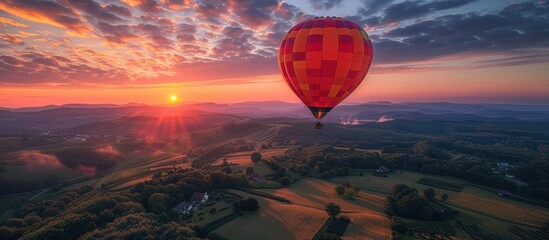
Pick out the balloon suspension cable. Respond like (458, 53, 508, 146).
(314, 121, 323, 129)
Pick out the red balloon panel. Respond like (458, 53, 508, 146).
(278, 17, 373, 117)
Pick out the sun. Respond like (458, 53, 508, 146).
(170, 95, 177, 102)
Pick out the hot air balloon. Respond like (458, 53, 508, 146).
(278, 17, 373, 129)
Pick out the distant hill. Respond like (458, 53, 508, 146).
(3, 103, 146, 112)
(1, 101, 548, 134)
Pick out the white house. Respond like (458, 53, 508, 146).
(171, 192, 209, 214)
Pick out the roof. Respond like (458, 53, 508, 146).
(190, 192, 207, 202)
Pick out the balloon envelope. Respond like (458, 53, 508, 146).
(278, 17, 373, 119)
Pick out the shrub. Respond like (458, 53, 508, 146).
(251, 152, 262, 163)
(280, 177, 290, 186)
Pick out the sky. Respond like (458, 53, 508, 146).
(0, 0, 548, 108)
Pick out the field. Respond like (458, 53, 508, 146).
(333, 147, 383, 154)
(214, 190, 327, 240)
(3, 165, 81, 181)
(219, 178, 392, 240)
(331, 171, 467, 199)
(450, 187, 549, 228)
(213, 147, 290, 167)
(342, 213, 392, 240)
(260, 178, 387, 212)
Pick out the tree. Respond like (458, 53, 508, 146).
(148, 193, 167, 208)
(335, 186, 345, 196)
(251, 152, 262, 163)
(280, 177, 290, 186)
(344, 189, 356, 199)
(325, 203, 341, 218)
(392, 184, 410, 195)
(382, 146, 397, 154)
(274, 167, 286, 179)
(351, 186, 360, 196)
(24, 214, 41, 226)
(423, 188, 435, 200)
(313, 165, 320, 173)
(222, 158, 228, 166)
(319, 232, 341, 240)
(245, 167, 254, 175)
(6, 218, 25, 228)
(222, 166, 232, 174)
(342, 181, 351, 188)
(151, 202, 167, 214)
(441, 193, 449, 202)
(235, 198, 259, 212)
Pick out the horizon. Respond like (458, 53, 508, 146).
(1, 0, 549, 108)
(4, 99, 549, 110)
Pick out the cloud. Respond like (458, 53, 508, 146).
(176, 23, 197, 41)
(0, 52, 131, 84)
(228, 0, 278, 28)
(96, 21, 137, 44)
(0, 0, 93, 36)
(373, 2, 549, 64)
(123, 0, 163, 14)
(62, 0, 130, 22)
(1, 33, 24, 44)
(194, 0, 228, 24)
(381, 0, 478, 24)
(211, 25, 257, 59)
(309, 0, 343, 10)
(161, 0, 196, 10)
(0, 16, 28, 28)
(0, 0, 547, 86)
(359, 0, 395, 15)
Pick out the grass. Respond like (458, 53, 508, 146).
(449, 187, 549, 228)
(102, 168, 150, 185)
(417, 177, 465, 192)
(0, 191, 38, 222)
(259, 178, 387, 213)
(3, 165, 81, 181)
(214, 147, 290, 167)
(189, 192, 240, 227)
(331, 171, 466, 198)
(249, 180, 281, 188)
(509, 226, 549, 240)
(343, 213, 392, 240)
(108, 174, 154, 190)
(234, 187, 290, 203)
(403, 220, 456, 240)
(320, 171, 548, 239)
(214, 190, 327, 240)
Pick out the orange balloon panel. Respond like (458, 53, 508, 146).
(278, 17, 373, 119)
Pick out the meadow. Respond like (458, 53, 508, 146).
(214, 190, 328, 240)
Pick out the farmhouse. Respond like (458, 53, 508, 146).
(497, 190, 512, 198)
(249, 173, 266, 182)
(171, 192, 209, 214)
(376, 166, 390, 174)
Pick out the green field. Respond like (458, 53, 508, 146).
(214, 190, 329, 240)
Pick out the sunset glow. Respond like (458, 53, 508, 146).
(0, 0, 548, 107)
(170, 95, 177, 102)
